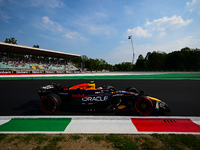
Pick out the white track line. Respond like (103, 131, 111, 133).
(0, 118, 10, 126)
(65, 118, 137, 134)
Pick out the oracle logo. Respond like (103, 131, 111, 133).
(82, 96, 108, 102)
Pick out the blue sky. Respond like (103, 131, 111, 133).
(0, 0, 200, 64)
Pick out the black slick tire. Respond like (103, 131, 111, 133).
(40, 94, 61, 114)
(135, 96, 153, 115)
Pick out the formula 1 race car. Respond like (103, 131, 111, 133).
(37, 81, 170, 115)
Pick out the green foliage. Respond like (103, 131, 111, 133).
(135, 136, 157, 150)
(135, 47, 200, 71)
(33, 45, 40, 48)
(31, 134, 50, 144)
(42, 136, 64, 150)
(4, 37, 17, 44)
(87, 135, 105, 142)
(69, 134, 82, 141)
(135, 54, 146, 70)
(71, 55, 111, 71)
(6, 134, 49, 144)
(1, 134, 200, 150)
(113, 62, 133, 71)
(5, 134, 64, 150)
(72, 47, 200, 71)
(6, 135, 22, 143)
(152, 134, 200, 150)
(0, 134, 7, 141)
(105, 134, 138, 150)
(51, 136, 64, 142)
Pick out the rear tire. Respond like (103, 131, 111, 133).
(40, 94, 61, 114)
(135, 96, 153, 115)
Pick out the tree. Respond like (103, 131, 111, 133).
(70, 55, 111, 71)
(135, 47, 200, 71)
(145, 52, 151, 60)
(4, 37, 17, 44)
(147, 51, 166, 70)
(33, 45, 39, 48)
(135, 54, 146, 70)
(99, 59, 107, 70)
(113, 62, 132, 71)
(81, 55, 89, 63)
(164, 47, 200, 71)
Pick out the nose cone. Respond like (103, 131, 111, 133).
(160, 101, 170, 112)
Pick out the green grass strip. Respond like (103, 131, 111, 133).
(0, 118, 71, 132)
(0, 73, 200, 80)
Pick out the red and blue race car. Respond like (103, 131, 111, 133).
(37, 81, 170, 115)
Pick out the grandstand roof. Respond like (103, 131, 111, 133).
(0, 42, 80, 59)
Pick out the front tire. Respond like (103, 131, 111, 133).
(40, 94, 61, 114)
(135, 96, 153, 115)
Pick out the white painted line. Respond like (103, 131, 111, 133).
(0, 118, 10, 126)
(65, 118, 137, 134)
(191, 118, 200, 126)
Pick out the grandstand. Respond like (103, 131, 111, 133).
(0, 42, 80, 73)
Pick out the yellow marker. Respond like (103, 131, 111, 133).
(118, 105, 126, 109)
(147, 96, 161, 102)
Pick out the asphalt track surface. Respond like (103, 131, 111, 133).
(0, 79, 200, 116)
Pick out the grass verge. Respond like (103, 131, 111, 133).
(0, 134, 200, 150)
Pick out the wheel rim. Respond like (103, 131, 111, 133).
(135, 98, 153, 115)
(40, 97, 56, 114)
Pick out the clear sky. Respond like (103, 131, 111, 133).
(0, 0, 200, 64)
